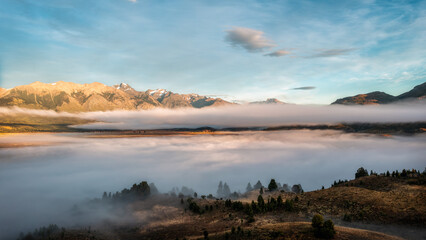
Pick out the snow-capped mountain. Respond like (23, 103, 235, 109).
(0, 81, 232, 112)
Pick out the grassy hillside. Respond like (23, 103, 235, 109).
(0, 114, 93, 133)
(17, 171, 425, 240)
(295, 175, 425, 225)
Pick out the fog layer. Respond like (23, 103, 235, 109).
(0, 131, 425, 238)
(79, 104, 426, 129)
(1, 103, 426, 129)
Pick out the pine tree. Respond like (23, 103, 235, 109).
(217, 181, 223, 198)
(401, 169, 407, 177)
(268, 179, 278, 191)
(257, 195, 265, 209)
(253, 180, 262, 189)
(277, 195, 283, 207)
(223, 182, 231, 197)
(149, 183, 159, 194)
(246, 182, 253, 192)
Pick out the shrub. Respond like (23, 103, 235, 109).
(312, 214, 336, 239)
(188, 200, 201, 214)
(343, 213, 352, 222)
(321, 220, 336, 239)
(284, 199, 294, 211)
(312, 214, 324, 228)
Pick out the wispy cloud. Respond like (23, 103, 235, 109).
(305, 48, 356, 58)
(291, 86, 316, 90)
(128, 0, 137, 3)
(225, 27, 275, 52)
(264, 50, 290, 57)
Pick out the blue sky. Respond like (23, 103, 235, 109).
(0, 0, 425, 104)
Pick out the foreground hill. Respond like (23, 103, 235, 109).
(297, 175, 426, 225)
(17, 169, 425, 240)
(0, 81, 232, 112)
(332, 82, 426, 105)
(23, 222, 402, 240)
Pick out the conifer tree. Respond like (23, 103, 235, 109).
(217, 181, 223, 198)
(268, 179, 278, 191)
(253, 180, 263, 190)
(246, 182, 253, 192)
(223, 182, 231, 197)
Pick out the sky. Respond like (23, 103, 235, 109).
(0, 0, 425, 104)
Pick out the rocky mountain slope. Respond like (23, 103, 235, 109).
(332, 82, 426, 105)
(0, 81, 232, 112)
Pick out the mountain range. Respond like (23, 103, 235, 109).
(250, 98, 285, 104)
(0, 81, 232, 112)
(332, 82, 426, 105)
(0, 81, 424, 112)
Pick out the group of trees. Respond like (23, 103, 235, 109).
(246, 179, 303, 194)
(311, 214, 335, 239)
(169, 186, 195, 198)
(103, 179, 305, 203)
(388, 168, 423, 178)
(17, 224, 64, 240)
(216, 181, 243, 199)
(331, 179, 349, 187)
(217, 181, 232, 198)
(101, 181, 154, 202)
(356, 167, 424, 179)
(224, 194, 296, 222)
(355, 167, 369, 179)
(331, 167, 426, 187)
(185, 198, 215, 214)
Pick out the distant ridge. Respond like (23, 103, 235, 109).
(0, 81, 232, 112)
(332, 82, 426, 105)
(250, 98, 285, 104)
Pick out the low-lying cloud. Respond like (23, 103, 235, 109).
(76, 104, 426, 130)
(225, 27, 276, 52)
(1, 104, 425, 130)
(0, 106, 76, 118)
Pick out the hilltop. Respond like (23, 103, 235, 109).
(332, 82, 426, 105)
